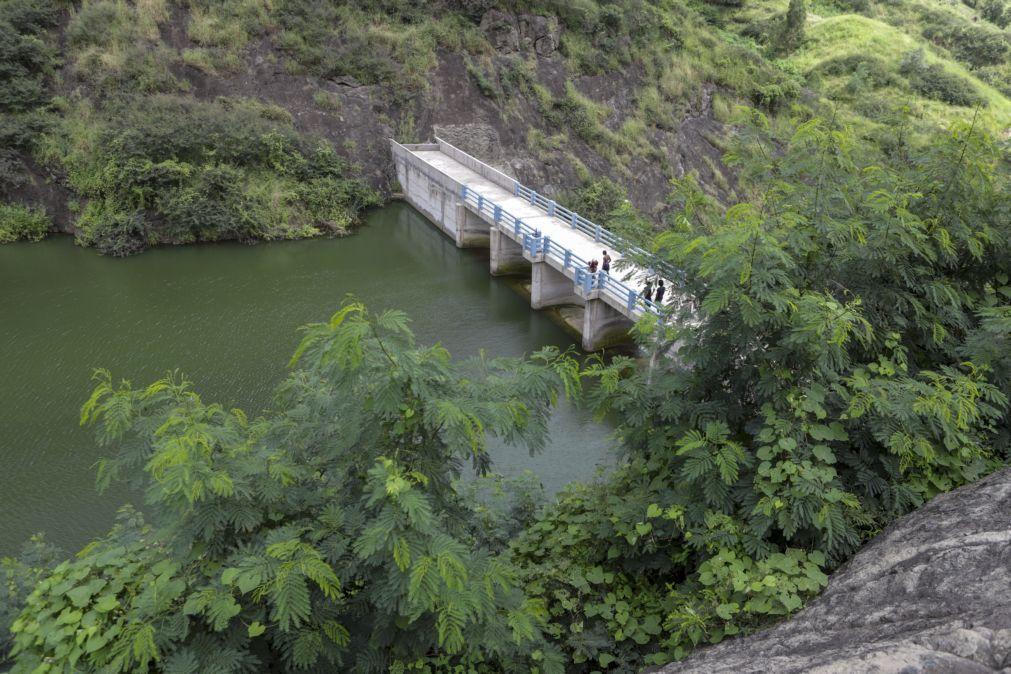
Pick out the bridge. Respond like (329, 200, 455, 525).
(390, 137, 668, 351)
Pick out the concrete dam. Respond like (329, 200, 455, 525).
(391, 137, 668, 351)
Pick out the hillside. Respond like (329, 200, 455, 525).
(2, 0, 1008, 253)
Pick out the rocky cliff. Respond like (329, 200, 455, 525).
(660, 467, 1011, 673)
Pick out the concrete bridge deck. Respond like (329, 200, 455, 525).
(391, 137, 670, 350)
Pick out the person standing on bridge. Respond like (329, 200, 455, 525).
(588, 258, 599, 274)
(601, 250, 611, 273)
(654, 278, 666, 305)
(642, 278, 654, 302)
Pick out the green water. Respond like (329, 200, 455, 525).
(0, 202, 613, 556)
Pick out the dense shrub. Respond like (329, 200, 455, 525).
(547, 84, 606, 144)
(52, 96, 379, 255)
(976, 63, 1011, 96)
(64, 0, 126, 49)
(899, 48, 984, 106)
(0, 0, 58, 195)
(0, 536, 61, 667)
(981, 0, 1009, 26)
(64, 0, 180, 94)
(567, 177, 628, 223)
(750, 80, 801, 110)
(0, 202, 50, 243)
(921, 15, 1009, 68)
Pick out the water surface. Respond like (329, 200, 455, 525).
(0, 203, 613, 555)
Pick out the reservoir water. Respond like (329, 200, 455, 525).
(0, 202, 613, 556)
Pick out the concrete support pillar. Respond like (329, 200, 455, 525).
(531, 261, 581, 309)
(490, 229, 529, 276)
(582, 298, 634, 351)
(454, 204, 490, 248)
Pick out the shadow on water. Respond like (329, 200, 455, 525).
(0, 202, 616, 555)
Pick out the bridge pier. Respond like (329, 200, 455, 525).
(455, 204, 490, 248)
(582, 298, 635, 351)
(490, 229, 530, 276)
(531, 261, 581, 309)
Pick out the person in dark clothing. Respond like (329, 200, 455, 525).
(588, 259, 598, 273)
(601, 250, 611, 273)
(654, 279, 666, 304)
(642, 278, 654, 301)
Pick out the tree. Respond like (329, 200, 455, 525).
(981, 0, 1008, 27)
(8, 302, 578, 673)
(511, 108, 1010, 669)
(782, 0, 807, 49)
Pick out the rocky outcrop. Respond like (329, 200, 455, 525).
(479, 10, 560, 56)
(661, 467, 1011, 673)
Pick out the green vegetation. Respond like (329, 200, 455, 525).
(509, 110, 1010, 668)
(4, 108, 1008, 671)
(37, 95, 378, 255)
(0, 203, 50, 242)
(0, 0, 58, 214)
(6, 304, 581, 672)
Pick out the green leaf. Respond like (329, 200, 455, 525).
(715, 603, 739, 620)
(247, 621, 266, 638)
(94, 595, 118, 613)
(812, 445, 836, 463)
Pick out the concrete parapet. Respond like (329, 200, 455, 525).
(490, 229, 529, 276)
(531, 261, 581, 309)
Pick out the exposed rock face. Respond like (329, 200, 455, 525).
(432, 123, 502, 163)
(479, 10, 559, 56)
(660, 467, 1011, 673)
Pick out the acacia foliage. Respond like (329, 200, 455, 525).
(511, 108, 1010, 669)
(9, 303, 579, 673)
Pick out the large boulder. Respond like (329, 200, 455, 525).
(660, 467, 1011, 673)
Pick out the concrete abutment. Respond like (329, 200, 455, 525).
(582, 298, 635, 351)
(531, 261, 582, 309)
(455, 204, 491, 248)
(490, 228, 530, 276)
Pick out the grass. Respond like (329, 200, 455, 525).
(312, 90, 342, 112)
(789, 14, 1011, 128)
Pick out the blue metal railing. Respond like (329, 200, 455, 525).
(513, 182, 679, 282)
(462, 185, 666, 317)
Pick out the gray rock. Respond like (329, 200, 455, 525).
(518, 14, 560, 56)
(480, 10, 520, 54)
(659, 467, 1011, 673)
(479, 10, 559, 56)
(433, 123, 502, 163)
